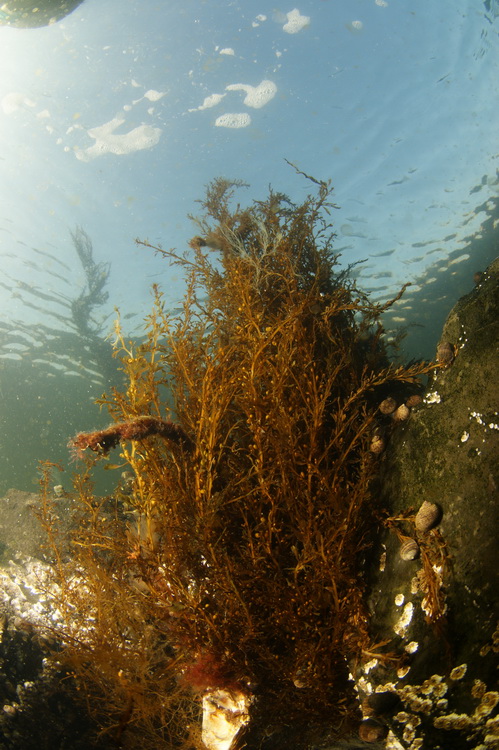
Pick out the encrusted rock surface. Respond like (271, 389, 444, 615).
(354, 257, 499, 749)
(0, 582, 111, 750)
(0, 492, 111, 750)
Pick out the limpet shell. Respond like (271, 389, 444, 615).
(392, 404, 410, 422)
(406, 394, 423, 408)
(415, 501, 442, 533)
(369, 435, 385, 454)
(399, 538, 419, 561)
(379, 397, 397, 415)
(358, 719, 388, 742)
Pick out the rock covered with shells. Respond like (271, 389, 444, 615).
(350, 258, 499, 750)
(370, 390, 426, 456)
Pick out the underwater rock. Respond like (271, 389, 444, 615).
(0, 0, 84, 28)
(0, 488, 77, 563)
(352, 257, 499, 749)
(0, 563, 112, 749)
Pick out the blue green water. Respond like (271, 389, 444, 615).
(0, 0, 498, 493)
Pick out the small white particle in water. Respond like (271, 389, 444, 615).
(379, 549, 386, 572)
(489, 423, 499, 430)
(395, 594, 405, 606)
(449, 253, 470, 265)
(460, 431, 469, 443)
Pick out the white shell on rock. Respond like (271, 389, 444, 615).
(369, 435, 385, 454)
(392, 404, 410, 422)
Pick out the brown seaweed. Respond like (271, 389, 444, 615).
(40, 175, 435, 748)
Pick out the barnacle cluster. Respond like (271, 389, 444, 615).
(384, 671, 499, 749)
(38, 174, 435, 748)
